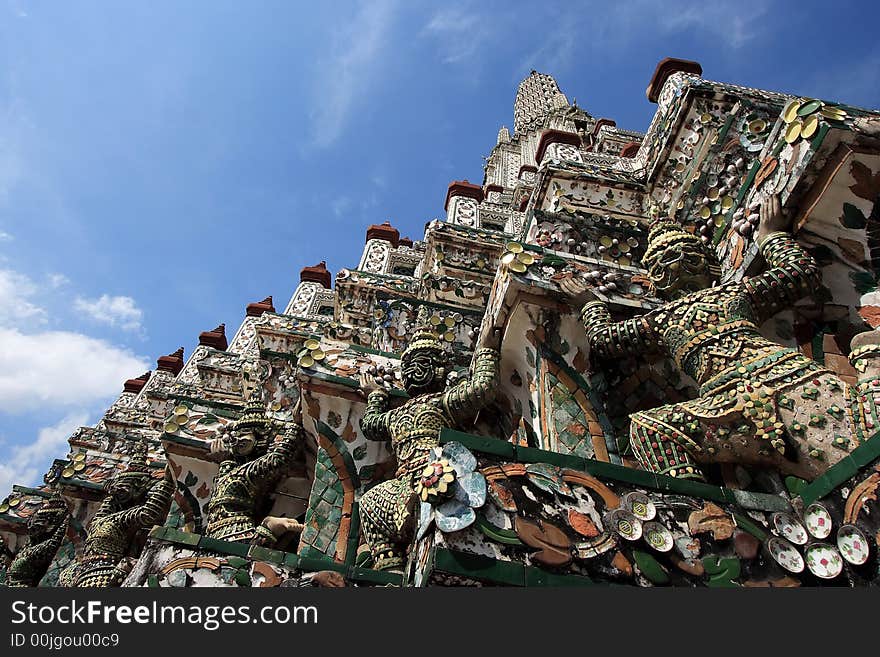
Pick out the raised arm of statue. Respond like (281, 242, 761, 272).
(744, 195, 822, 322)
(117, 477, 174, 531)
(45, 514, 68, 554)
(242, 425, 302, 483)
(442, 328, 501, 422)
(560, 277, 661, 359)
(359, 373, 392, 441)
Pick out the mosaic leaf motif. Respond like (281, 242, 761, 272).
(515, 516, 572, 566)
(840, 202, 867, 229)
(441, 441, 477, 475)
(435, 499, 476, 533)
(525, 462, 574, 498)
(546, 372, 594, 458)
(453, 471, 487, 508)
(849, 160, 880, 201)
(487, 478, 518, 512)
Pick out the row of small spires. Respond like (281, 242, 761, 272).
(118, 60, 706, 397)
(115, 221, 413, 396)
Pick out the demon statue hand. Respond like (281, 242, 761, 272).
(6, 494, 69, 587)
(358, 307, 501, 570)
(562, 194, 877, 482)
(204, 397, 303, 548)
(66, 442, 174, 587)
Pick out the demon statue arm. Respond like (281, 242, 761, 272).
(111, 471, 175, 532)
(442, 333, 501, 422)
(238, 423, 302, 484)
(743, 195, 822, 322)
(560, 277, 663, 359)
(7, 496, 69, 587)
(359, 384, 392, 442)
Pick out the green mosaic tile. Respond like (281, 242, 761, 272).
(732, 513, 767, 541)
(525, 567, 593, 586)
(163, 528, 201, 546)
(439, 428, 516, 458)
(633, 550, 669, 585)
(347, 567, 403, 586)
(225, 556, 249, 569)
(583, 460, 657, 488)
(433, 548, 526, 586)
(516, 445, 584, 470)
(199, 536, 250, 558)
(248, 545, 286, 566)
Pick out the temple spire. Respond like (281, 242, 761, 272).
(513, 71, 570, 136)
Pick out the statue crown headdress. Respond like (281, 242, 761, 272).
(232, 393, 275, 435)
(402, 306, 444, 360)
(115, 440, 151, 481)
(35, 493, 68, 518)
(642, 219, 721, 277)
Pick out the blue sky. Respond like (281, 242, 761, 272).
(1, 0, 878, 493)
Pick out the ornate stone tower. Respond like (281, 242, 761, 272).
(4, 59, 880, 588)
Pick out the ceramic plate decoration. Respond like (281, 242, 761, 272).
(642, 521, 673, 552)
(804, 503, 833, 539)
(837, 525, 870, 565)
(771, 512, 808, 545)
(622, 492, 656, 521)
(607, 509, 642, 541)
(768, 537, 805, 573)
(805, 543, 843, 579)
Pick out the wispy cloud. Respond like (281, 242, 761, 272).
(423, 7, 489, 65)
(0, 268, 47, 327)
(0, 266, 149, 413)
(519, 0, 767, 77)
(0, 231, 12, 242)
(331, 196, 353, 217)
(73, 294, 144, 332)
(47, 273, 68, 289)
(0, 412, 88, 494)
(308, 0, 397, 149)
(0, 327, 148, 412)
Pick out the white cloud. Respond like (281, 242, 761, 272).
(0, 327, 149, 413)
(48, 273, 69, 289)
(308, 0, 397, 148)
(423, 8, 487, 64)
(0, 268, 47, 327)
(73, 294, 144, 332)
(0, 412, 88, 494)
(0, 231, 12, 241)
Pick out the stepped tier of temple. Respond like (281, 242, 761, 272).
(4, 58, 880, 587)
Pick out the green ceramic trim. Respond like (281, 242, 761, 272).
(11, 485, 52, 498)
(440, 428, 516, 458)
(152, 529, 402, 586)
(344, 503, 361, 567)
(433, 548, 593, 587)
(315, 420, 362, 490)
(162, 432, 209, 449)
(306, 370, 410, 399)
(375, 293, 485, 317)
(439, 428, 793, 511)
(798, 430, 880, 505)
(732, 513, 767, 541)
